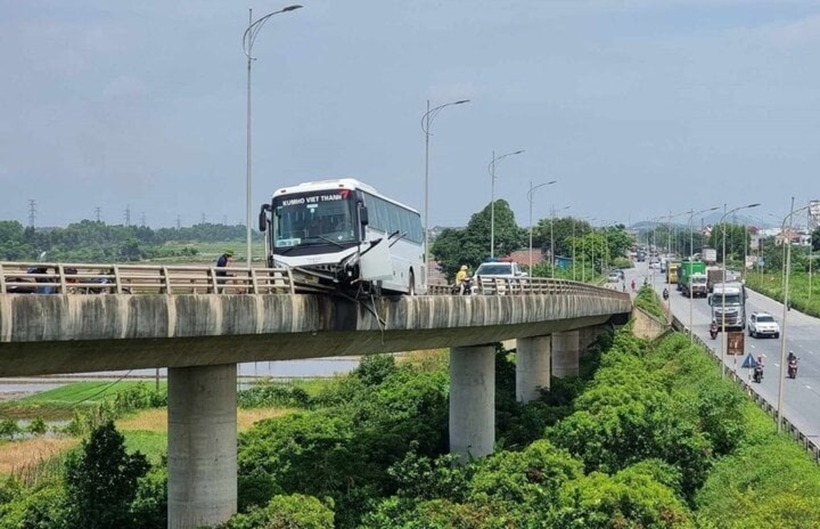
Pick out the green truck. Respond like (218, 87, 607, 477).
(679, 260, 708, 298)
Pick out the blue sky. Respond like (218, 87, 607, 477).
(2, 0, 820, 230)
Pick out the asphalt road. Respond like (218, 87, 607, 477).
(625, 262, 820, 440)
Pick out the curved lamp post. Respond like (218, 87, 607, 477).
(776, 199, 811, 433)
(242, 4, 302, 265)
(718, 202, 760, 378)
(550, 205, 572, 278)
(686, 206, 720, 340)
(421, 99, 470, 280)
(526, 180, 557, 270)
(489, 149, 524, 258)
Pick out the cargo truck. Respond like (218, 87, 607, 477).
(709, 282, 746, 331)
(679, 260, 708, 297)
(706, 267, 724, 293)
(702, 248, 717, 264)
(666, 260, 681, 286)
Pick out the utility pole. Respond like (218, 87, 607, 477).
(28, 199, 36, 228)
(95, 207, 102, 222)
(176, 215, 182, 230)
(125, 205, 131, 226)
(140, 212, 147, 227)
(201, 213, 207, 224)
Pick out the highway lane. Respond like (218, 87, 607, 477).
(625, 263, 820, 441)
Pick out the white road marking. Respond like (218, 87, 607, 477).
(807, 385, 813, 390)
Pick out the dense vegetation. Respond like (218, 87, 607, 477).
(3, 319, 820, 527)
(0, 219, 249, 263)
(431, 201, 632, 281)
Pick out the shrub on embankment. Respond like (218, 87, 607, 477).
(5, 321, 820, 527)
(745, 272, 820, 319)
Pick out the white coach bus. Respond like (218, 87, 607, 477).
(258, 178, 426, 296)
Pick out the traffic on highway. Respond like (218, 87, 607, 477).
(625, 260, 820, 442)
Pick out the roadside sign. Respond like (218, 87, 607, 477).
(741, 353, 758, 369)
(727, 332, 745, 355)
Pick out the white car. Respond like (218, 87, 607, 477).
(472, 261, 527, 294)
(748, 312, 780, 339)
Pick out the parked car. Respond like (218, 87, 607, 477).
(472, 261, 527, 294)
(607, 272, 621, 283)
(748, 312, 780, 339)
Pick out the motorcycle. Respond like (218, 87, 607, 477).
(709, 322, 718, 340)
(662, 288, 669, 301)
(753, 365, 764, 383)
(788, 359, 798, 379)
(452, 277, 473, 296)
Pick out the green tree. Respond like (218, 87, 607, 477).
(431, 200, 525, 280)
(708, 224, 749, 263)
(0, 418, 20, 440)
(63, 420, 150, 529)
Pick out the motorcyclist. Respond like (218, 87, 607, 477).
(709, 320, 718, 338)
(662, 287, 669, 300)
(753, 355, 764, 383)
(788, 351, 797, 364)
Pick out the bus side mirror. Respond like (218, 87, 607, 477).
(360, 206, 369, 226)
(258, 204, 270, 232)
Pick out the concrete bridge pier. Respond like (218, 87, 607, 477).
(552, 330, 580, 377)
(515, 336, 551, 403)
(168, 364, 237, 529)
(579, 324, 610, 352)
(449, 344, 495, 461)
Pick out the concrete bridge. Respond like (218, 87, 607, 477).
(0, 262, 631, 528)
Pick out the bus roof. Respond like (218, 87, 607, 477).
(271, 178, 419, 214)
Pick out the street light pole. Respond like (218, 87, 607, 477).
(489, 149, 524, 258)
(777, 199, 811, 433)
(526, 180, 557, 271)
(550, 205, 571, 278)
(687, 206, 720, 340)
(718, 202, 760, 378)
(421, 98, 469, 282)
(242, 4, 302, 266)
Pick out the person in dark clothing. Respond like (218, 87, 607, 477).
(216, 250, 234, 292)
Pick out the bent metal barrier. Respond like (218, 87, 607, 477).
(0, 261, 627, 300)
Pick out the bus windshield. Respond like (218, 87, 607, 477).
(273, 191, 358, 247)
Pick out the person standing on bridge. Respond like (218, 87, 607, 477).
(216, 250, 234, 292)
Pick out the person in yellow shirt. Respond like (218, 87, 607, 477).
(456, 265, 469, 294)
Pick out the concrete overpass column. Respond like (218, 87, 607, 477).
(168, 364, 237, 529)
(552, 330, 580, 377)
(579, 324, 609, 352)
(449, 344, 495, 461)
(515, 336, 551, 403)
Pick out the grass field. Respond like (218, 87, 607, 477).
(746, 271, 820, 318)
(0, 381, 166, 420)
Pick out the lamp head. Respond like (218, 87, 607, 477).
(283, 5, 303, 11)
(454, 99, 470, 105)
(513, 150, 525, 155)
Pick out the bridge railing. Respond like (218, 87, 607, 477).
(0, 262, 628, 301)
(0, 262, 297, 295)
(429, 277, 628, 300)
